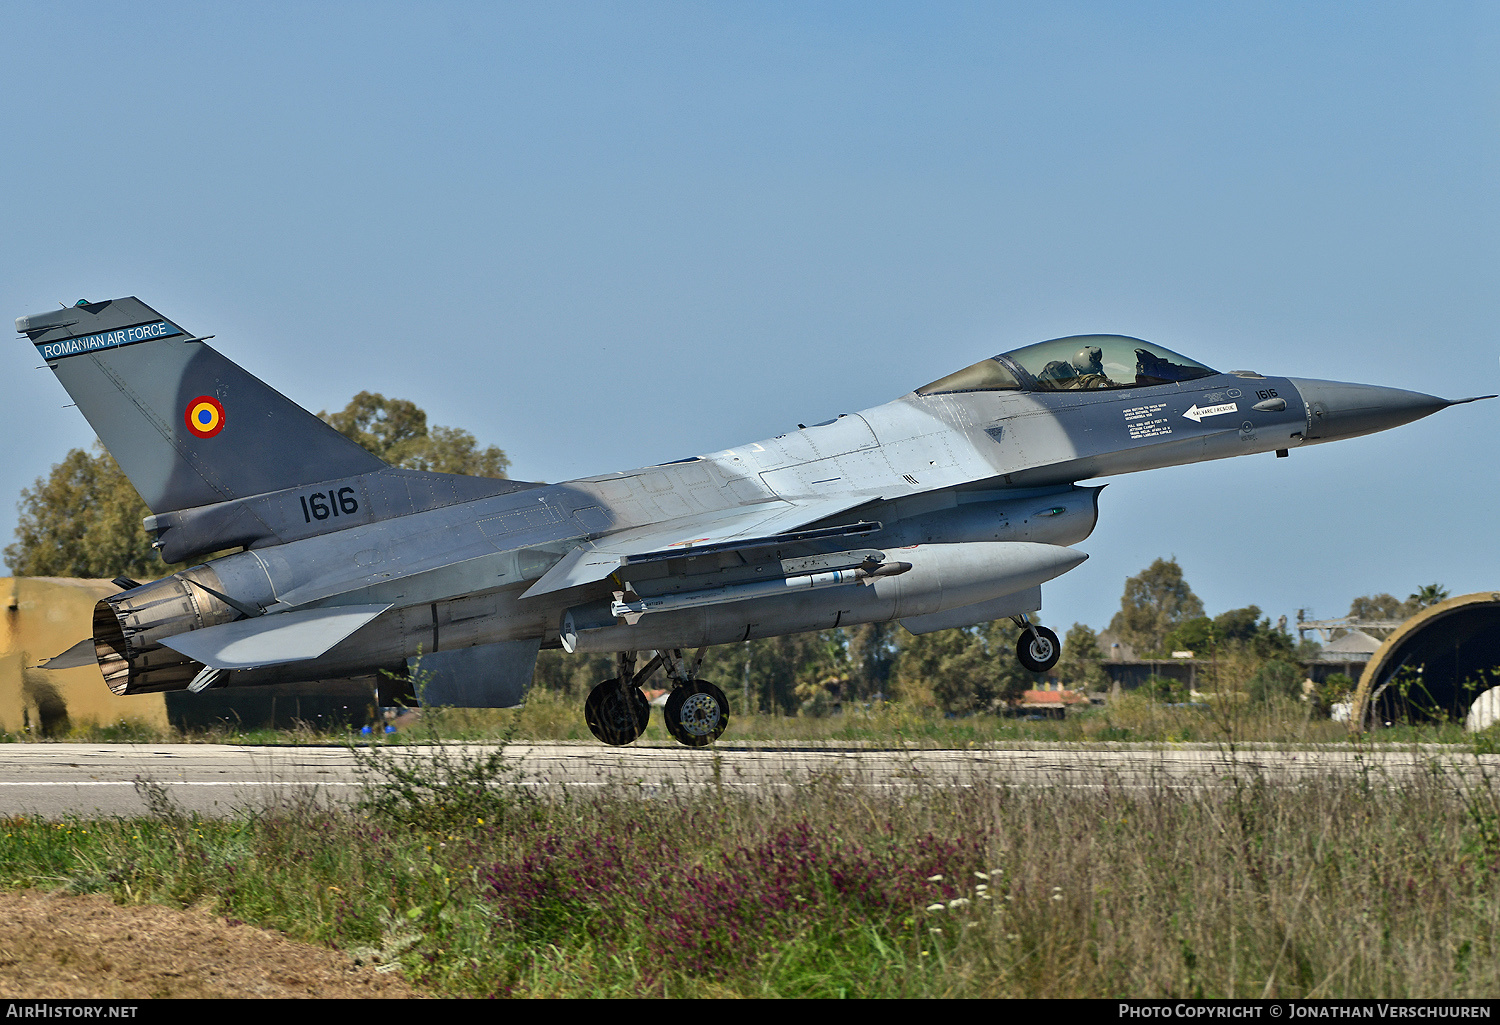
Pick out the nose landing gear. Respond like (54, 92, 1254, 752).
(1012, 615, 1061, 673)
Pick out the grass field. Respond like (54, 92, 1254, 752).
(6, 687, 1481, 749)
(2, 695, 1499, 997)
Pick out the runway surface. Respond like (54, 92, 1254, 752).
(0, 741, 1496, 818)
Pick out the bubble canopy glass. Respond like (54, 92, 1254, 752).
(917, 335, 1218, 395)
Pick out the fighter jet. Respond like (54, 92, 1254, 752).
(18, 297, 1489, 746)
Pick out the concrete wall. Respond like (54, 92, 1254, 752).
(1, 577, 169, 735)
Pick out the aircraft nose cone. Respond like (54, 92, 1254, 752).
(1287, 378, 1453, 443)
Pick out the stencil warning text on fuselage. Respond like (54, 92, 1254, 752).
(1123, 403, 1172, 439)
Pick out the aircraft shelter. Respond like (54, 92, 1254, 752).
(1349, 592, 1500, 730)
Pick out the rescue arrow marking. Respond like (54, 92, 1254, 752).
(1183, 401, 1238, 423)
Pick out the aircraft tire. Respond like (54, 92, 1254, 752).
(584, 678, 650, 746)
(1016, 626, 1061, 673)
(663, 680, 731, 748)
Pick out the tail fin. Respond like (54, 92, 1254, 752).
(17, 297, 386, 513)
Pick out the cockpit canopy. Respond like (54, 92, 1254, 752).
(917, 334, 1218, 396)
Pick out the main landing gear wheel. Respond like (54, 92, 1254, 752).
(1016, 626, 1061, 673)
(584, 678, 650, 746)
(663, 680, 730, 748)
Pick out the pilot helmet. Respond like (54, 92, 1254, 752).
(1071, 346, 1103, 374)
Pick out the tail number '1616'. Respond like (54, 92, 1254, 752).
(300, 487, 359, 522)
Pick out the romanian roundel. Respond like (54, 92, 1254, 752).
(184, 396, 226, 438)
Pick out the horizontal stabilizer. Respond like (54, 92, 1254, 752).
(159, 604, 391, 670)
(37, 638, 98, 670)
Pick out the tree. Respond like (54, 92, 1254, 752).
(531, 649, 616, 699)
(1409, 583, 1450, 610)
(1211, 605, 1263, 644)
(1057, 623, 1108, 691)
(1347, 593, 1412, 622)
(892, 627, 990, 713)
(1156, 604, 1299, 697)
(1313, 671, 1355, 711)
(1108, 558, 1204, 657)
(1331, 585, 1447, 641)
(1161, 616, 1212, 655)
(3, 444, 179, 579)
(1210, 606, 1295, 659)
(1341, 590, 1438, 639)
(843, 621, 901, 701)
(1165, 607, 1296, 659)
(891, 619, 1032, 714)
(319, 392, 510, 477)
(1246, 658, 1302, 703)
(694, 633, 842, 715)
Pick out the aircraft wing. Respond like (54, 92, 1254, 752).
(520, 495, 877, 600)
(158, 604, 392, 670)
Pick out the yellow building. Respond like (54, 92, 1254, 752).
(1, 577, 169, 735)
(2, 577, 378, 735)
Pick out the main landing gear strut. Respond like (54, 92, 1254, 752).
(584, 648, 731, 748)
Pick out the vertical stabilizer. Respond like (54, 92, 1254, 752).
(17, 298, 386, 513)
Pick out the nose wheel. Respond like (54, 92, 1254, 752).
(663, 680, 731, 747)
(1014, 621, 1061, 673)
(584, 678, 650, 746)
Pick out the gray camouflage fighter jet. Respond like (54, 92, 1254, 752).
(19, 297, 1490, 746)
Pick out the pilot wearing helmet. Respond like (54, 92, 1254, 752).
(1034, 346, 1111, 390)
(1071, 346, 1103, 376)
(1036, 359, 1077, 386)
(1065, 345, 1112, 388)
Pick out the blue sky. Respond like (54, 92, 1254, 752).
(2, 2, 1495, 634)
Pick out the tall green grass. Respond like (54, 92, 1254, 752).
(3, 733, 1499, 997)
(10, 688, 1481, 747)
